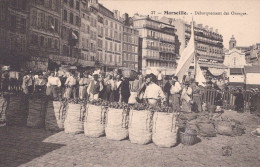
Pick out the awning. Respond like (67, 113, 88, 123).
(230, 68, 243, 75)
(208, 68, 226, 76)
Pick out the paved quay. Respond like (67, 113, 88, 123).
(0, 113, 259, 167)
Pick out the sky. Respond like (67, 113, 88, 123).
(99, 0, 260, 49)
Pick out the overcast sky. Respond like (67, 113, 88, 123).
(99, 0, 260, 48)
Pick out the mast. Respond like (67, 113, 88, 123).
(192, 18, 197, 80)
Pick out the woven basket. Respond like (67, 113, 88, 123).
(105, 108, 129, 141)
(152, 112, 178, 148)
(84, 104, 106, 138)
(45, 100, 67, 131)
(64, 103, 85, 134)
(128, 110, 153, 145)
(27, 98, 46, 128)
(0, 97, 8, 123)
(6, 95, 28, 126)
(180, 132, 197, 145)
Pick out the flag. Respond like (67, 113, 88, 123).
(175, 21, 195, 82)
(72, 31, 78, 40)
(195, 56, 206, 87)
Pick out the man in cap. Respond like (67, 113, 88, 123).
(87, 74, 103, 100)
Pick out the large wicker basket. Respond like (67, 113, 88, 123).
(180, 131, 197, 145)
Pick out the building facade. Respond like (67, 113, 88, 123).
(0, 0, 29, 70)
(60, 0, 81, 65)
(132, 15, 177, 73)
(27, 0, 62, 70)
(172, 19, 225, 70)
(97, 2, 123, 71)
(121, 14, 139, 70)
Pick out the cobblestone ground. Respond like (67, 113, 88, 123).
(0, 112, 259, 167)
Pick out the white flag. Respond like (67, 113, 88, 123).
(175, 21, 195, 83)
(195, 57, 206, 87)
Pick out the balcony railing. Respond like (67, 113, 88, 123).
(145, 45, 159, 50)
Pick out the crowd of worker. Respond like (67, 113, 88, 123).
(1, 67, 240, 113)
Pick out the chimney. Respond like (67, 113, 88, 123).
(215, 29, 218, 33)
(113, 10, 120, 20)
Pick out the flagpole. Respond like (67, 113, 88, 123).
(192, 18, 197, 80)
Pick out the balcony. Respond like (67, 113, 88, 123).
(145, 45, 159, 50)
(146, 35, 159, 41)
(159, 38, 175, 44)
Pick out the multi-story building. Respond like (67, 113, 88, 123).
(245, 43, 260, 65)
(96, 2, 123, 71)
(78, 0, 96, 68)
(60, 0, 81, 65)
(0, 0, 28, 70)
(121, 13, 139, 70)
(132, 14, 177, 73)
(27, 0, 61, 70)
(172, 19, 225, 70)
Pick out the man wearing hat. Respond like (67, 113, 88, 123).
(192, 82, 202, 112)
(46, 72, 61, 99)
(78, 72, 90, 99)
(64, 72, 77, 99)
(143, 74, 165, 106)
(87, 73, 103, 100)
(181, 82, 193, 112)
(22, 71, 33, 95)
(170, 76, 182, 111)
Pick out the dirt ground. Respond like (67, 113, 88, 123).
(0, 110, 259, 167)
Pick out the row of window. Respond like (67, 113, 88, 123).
(196, 44, 223, 54)
(105, 28, 122, 41)
(123, 34, 138, 45)
(145, 50, 160, 58)
(123, 44, 138, 53)
(123, 53, 138, 62)
(104, 19, 122, 31)
(9, 15, 26, 33)
(82, 37, 96, 52)
(32, 0, 60, 13)
(0, 31, 27, 52)
(147, 61, 175, 68)
(123, 27, 138, 35)
(63, 0, 80, 10)
(63, 10, 80, 26)
(30, 33, 59, 50)
(80, 53, 95, 61)
(104, 41, 121, 53)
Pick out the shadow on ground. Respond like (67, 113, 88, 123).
(0, 126, 65, 167)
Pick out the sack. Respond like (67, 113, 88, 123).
(45, 100, 66, 131)
(105, 108, 129, 141)
(84, 104, 106, 138)
(152, 112, 178, 148)
(6, 95, 28, 126)
(0, 97, 8, 123)
(64, 103, 85, 134)
(197, 123, 216, 137)
(128, 110, 153, 145)
(27, 98, 46, 128)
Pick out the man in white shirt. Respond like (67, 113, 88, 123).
(46, 72, 61, 99)
(144, 74, 165, 106)
(170, 76, 182, 111)
(64, 72, 77, 99)
(87, 74, 103, 101)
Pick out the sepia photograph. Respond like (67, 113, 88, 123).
(0, 0, 259, 166)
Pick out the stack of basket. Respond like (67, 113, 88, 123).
(128, 110, 153, 145)
(152, 112, 178, 148)
(0, 96, 8, 123)
(27, 98, 46, 128)
(45, 100, 67, 131)
(84, 104, 106, 137)
(6, 95, 28, 126)
(64, 103, 85, 134)
(105, 107, 129, 141)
